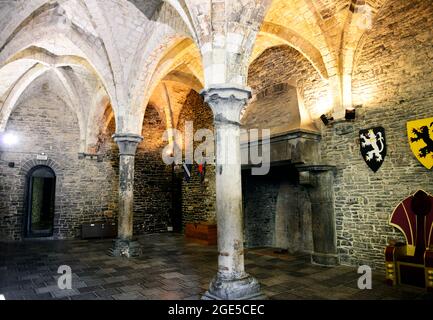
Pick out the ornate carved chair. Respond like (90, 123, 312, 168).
(385, 190, 433, 290)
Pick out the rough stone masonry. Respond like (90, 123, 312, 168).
(0, 0, 432, 301)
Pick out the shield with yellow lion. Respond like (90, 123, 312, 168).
(407, 117, 433, 169)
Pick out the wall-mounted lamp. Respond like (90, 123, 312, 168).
(320, 114, 334, 126)
(1, 132, 18, 146)
(345, 109, 356, 121)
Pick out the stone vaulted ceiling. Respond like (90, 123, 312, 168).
(0, 0, 391, 152)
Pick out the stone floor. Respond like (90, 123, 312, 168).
(0, 233, 432, 300)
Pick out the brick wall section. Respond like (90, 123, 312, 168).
(246, 0, 433, 270)
(177, 90, 216, 227)
(133, 105, 172, 234)
(0, 77, 118, 241)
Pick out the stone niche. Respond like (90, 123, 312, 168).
(241, 82, 338, 265)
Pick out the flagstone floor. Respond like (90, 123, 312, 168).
(0, 233, 432, 300)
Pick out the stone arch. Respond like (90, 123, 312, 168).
(161, 0, 197, 40)
(257, 22, 329, 80)
(123, 0, 202, 136)
(4, 46, 100, 77)
(340, 0, 384, 109)
(163, 71, 203, 93)
(0, 66, 89, 152)
(128, 35, 201, 135)
(0, 63, 48, 131)
(0, 17, 117, 116)
(0, 0, 57, 52)
(83, 0, 127, 111)
(351, 0, 394, 79)
(19, 158, 63, 178)
(84, 85, 113, 153)
(0, 42, 116, 152)
(247, 44, 330, 121)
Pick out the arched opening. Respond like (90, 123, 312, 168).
(25, 166, 56, 238)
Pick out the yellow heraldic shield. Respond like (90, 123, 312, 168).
(407, 116, 433, 169)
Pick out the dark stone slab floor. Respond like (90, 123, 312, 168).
(0, 233, 432, 300)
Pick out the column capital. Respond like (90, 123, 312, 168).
(112, 133, 143, 155)
(201, 85, 252, 125)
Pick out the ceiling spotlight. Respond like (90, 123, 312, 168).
(1, 132, 18, 146)
(320, 114, 334, 126)
(345, 109, 356, 121)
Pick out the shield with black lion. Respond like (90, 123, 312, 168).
(407, 117, 433, 170)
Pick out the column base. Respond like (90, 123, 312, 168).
(109, 239, 142, 258)
(202, 274, 266, 300)
(311, 252, 340, 266)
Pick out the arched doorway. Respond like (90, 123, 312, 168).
(25, 166, 56, 238)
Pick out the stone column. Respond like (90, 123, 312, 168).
(201, 85, 264, 300)
(110, 133, 143, 258)
(299, 166, 339, 266)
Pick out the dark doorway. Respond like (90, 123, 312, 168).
(26, 166, 56, 238)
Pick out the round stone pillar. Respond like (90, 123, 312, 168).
(110, 133, 143, 258)
(201, 85, 264, 300)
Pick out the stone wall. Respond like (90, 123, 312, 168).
(321, 0, 433, 269)
(133, 105, 172, 234)
(247, 44, 329, 120)
(0, 76, 118, 241)
(246, 0, 433, 270)
(243, 166, 313, 253)
(177, 90, 216, 227)
(0, 82, 176, 240)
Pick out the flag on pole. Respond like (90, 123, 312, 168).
(197, 162, 206, 183)
(183, 163, 192, 182)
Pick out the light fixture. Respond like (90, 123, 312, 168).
(345, 108, 356, 120)
(320, 114, 334, 126)
(0, 294, 5, 300)
(1, 132, 18, 146)
(165, 147, 174, 157)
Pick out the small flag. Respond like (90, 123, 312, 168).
(183, 163, 192, 182)
(197, 162, 206, 183)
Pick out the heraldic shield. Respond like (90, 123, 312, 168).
(359, 127, 386, 172)
(407, 117, 433, 169)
